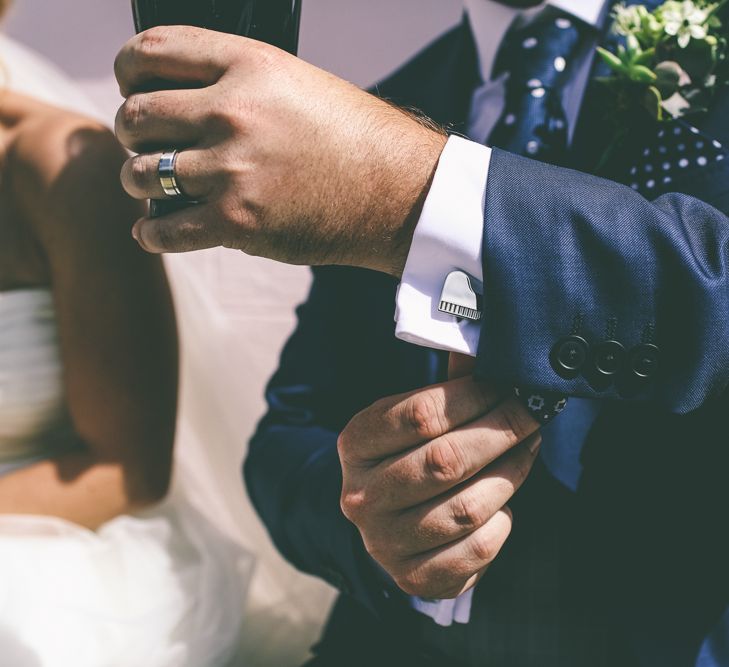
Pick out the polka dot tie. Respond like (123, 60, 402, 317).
(488, 7, 593, 164)
(485, 8, 593, 424)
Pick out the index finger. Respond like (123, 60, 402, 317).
(340, 377, 505, 464)
(115, 26, 241, 97)
(373, 400, 540, 508)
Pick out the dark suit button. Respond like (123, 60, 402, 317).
(550, 335, 589, 379)
(586, 340, 626, 390)
(593, 340, 626, 376)
(630, 343, 660, 379)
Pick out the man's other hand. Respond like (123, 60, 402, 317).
(338, 354, 541, 600)
(114, 26, 446, 276)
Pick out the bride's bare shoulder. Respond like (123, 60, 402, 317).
(4, 92, 136, 239)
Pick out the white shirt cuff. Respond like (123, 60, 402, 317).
(395, 135, 491, 357)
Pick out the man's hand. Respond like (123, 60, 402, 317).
(114, 26, 446, 276)
(338, 357, 541, 599)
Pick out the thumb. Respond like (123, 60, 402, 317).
(448, 352, 477, 380)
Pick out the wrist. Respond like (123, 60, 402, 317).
(388, 127, 448, 279)
(350, 110, 448, 278)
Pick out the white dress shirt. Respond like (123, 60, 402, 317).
(402, 0, 607, 628)
(395, 0, 607, 356)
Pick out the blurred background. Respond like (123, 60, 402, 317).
(2, 1, 462, 666)
(5, 0, 462, 117)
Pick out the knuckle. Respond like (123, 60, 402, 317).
(472, 517, 512, 565)
(451, 493, 487, 531)
(492, 475, 517, 500)
(207, 96, 244, 134)
(424, 436, 466, 485)
(337, 420, 372, 468)
(471, 532, 501, 564)
(405, 392, 447, 441)
(115, 27, 174, 95)
(129, 155, 151, 190)
(340, 488, 368, 523)
(393, 570, 427, 598)
(495, 402, 534, 444)
(120, 94, 147, 136)
(244, 38, 279, 70)
(137, 26, 173, 59)
(336, 430, 352, 461)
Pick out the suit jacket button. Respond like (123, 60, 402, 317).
(550, 335, 589, 379)
(630, 343, 660, 379)
(587, 340, 626, 390)
(594, 340, 626, 375)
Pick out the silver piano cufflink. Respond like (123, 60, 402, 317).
(439, 271, 483, 322)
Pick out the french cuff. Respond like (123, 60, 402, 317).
(395, 135, 491, 357)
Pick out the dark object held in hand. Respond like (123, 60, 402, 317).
(131, 0, 303, 217)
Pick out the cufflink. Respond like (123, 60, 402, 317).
(439, 271, 483, 322)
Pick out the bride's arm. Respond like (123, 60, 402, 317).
(0, 111, 178, 530)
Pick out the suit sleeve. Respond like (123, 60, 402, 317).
(475, 147, 729, 413)
(244, 268, 393, 615)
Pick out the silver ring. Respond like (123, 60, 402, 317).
(158, 150, 185, 199)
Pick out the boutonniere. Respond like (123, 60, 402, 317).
(595, 1, 728, 165)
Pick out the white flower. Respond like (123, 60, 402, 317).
(662, 1, 710, 48)
(613, 4, 644, 35)
(612, 3, 663, 39)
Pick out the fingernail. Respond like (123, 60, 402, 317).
(528, 435, 542, 454)
(131, 221, 140, 242)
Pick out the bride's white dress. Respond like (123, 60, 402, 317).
(0, 289, 251, 667)
(0, 32, 334, 667)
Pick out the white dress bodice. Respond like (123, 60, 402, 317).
(0, 289, 78, 466)
(0, 288, 250, 667)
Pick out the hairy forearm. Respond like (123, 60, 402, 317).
(0, 450, 170, 530)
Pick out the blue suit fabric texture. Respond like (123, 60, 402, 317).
(245, 13, 729, 667)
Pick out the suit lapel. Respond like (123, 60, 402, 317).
(373, 17, 480, 135)
(569, 5, 619, 173)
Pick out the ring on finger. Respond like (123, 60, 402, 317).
(158, 149, 186, 199)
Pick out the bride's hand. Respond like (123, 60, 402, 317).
(114, 26, 446, 277)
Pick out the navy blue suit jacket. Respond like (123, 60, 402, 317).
(246, 21, 729, 667)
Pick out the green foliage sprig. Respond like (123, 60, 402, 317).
(597, 0, 729, 122)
